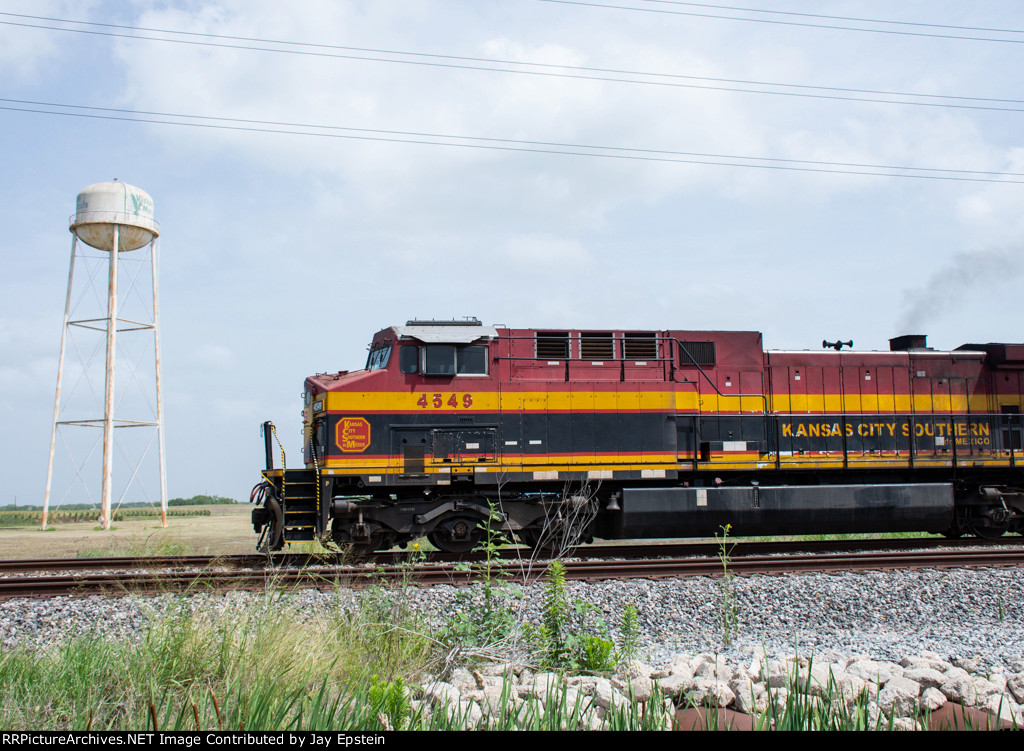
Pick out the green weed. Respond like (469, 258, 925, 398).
(439, 504, 522, 660)
(715, 523, 739, 648)
(618, 604, 640, 663)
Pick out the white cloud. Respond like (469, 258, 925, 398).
(0, 1, 100, 83)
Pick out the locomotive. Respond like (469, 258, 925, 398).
(251, 320, 1024, 552)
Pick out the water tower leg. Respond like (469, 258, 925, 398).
(43, 236, 79, 531)
(100, 226, 119, 531)
(152, 238, 167, 527)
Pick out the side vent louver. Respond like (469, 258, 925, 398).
(679, 341, 716, 366)
(536, 332, 569, 359)
(623, 333, 657, 360)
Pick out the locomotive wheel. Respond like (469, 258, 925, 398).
(969, 520, 1009, 539)
(259, 495, 285, 552)
(964, 508, 1010, 539)
(427, 532, 480, 554)
(428, 518, 481, 553)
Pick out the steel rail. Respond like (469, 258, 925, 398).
(0, 535, 1020, 574)
(2, 546, 1022, 600)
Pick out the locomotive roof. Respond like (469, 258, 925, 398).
(392, 324, 498, 343)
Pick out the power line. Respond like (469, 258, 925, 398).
(2, 13, 1024, 113)
(634, 0, 1024, 35)
(2, 98, 1022, 184)
(538, 0, 1024, 44)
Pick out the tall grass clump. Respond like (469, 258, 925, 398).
(749, 657, 898, 732)
(0, 583, 442, 731)
(325, 581, 440, 686)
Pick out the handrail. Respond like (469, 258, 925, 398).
(669, 337, 770, 417)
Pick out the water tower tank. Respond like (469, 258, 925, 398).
(70, 182, 160, 251)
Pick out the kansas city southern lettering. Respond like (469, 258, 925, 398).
(781, 420, 991, 445)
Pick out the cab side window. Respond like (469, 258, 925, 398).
(417, 344, 488, 376)
(456, 345, 487, 375)
(400, 345, 419, 374)
(424, 345, 456, 375)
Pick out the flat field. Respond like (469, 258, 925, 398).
(0, 504, 256, 559)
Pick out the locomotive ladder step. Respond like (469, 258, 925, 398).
(283, 525, 316, 543)
(283, 500, 318, 508)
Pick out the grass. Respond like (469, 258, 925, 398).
(737, 530, 937, 543)
(0, 587, 424, 730)
(0, 504, 253, 559)
(0, 508, 210, 528)
(78, 532, 194, 558)
(0, 581, 670, 731)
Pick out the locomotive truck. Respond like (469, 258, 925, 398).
(251, 319, 1024, 552)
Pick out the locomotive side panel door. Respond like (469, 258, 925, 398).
(616, 383, 641, 471)
(499, 382, 524, 474)
(873, 366, 901, 461)
(569, 381, 597, 474)
(778, 365, 806, 468)
(892, 364, 913, 463)
(673, 376, 699, 469)
(675, 413, 698, 469)
(995, 371, 1022, 462)
(860, 366, 880, 415)
(910, 367, 937, 463)
(803, 365, 841, 460)
(391, 428, 430, 480)
(770, 364, 792, 466)
(841, 360, 867, 462)
(739, 370, 766, 460)
(931, 375, 953, 463)
(949, 377, 968, 462)
(639, 386, 674, 467)
(821, 361, 845, 463)
(965, 375, 996, 462)
(1001, 405, 1021, 461)
(521, 393, 550, 475)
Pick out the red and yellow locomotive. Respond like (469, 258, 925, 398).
(251, 320, 1024, 552)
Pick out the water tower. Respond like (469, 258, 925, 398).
(43, 182, 167, 529)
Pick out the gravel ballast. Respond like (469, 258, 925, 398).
(3, 566, 1021, 671)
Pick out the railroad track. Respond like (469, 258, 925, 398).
(1, 541, 1022, 599)
(1, 535, 1020, 574)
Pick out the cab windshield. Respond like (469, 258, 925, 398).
(365, 342, 392, 370)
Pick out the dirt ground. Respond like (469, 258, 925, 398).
(0, 505, 258, 559)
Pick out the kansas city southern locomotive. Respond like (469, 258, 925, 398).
(251, 320, 1024, 552)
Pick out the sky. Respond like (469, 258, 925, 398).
(1, 0, 1023, 511)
